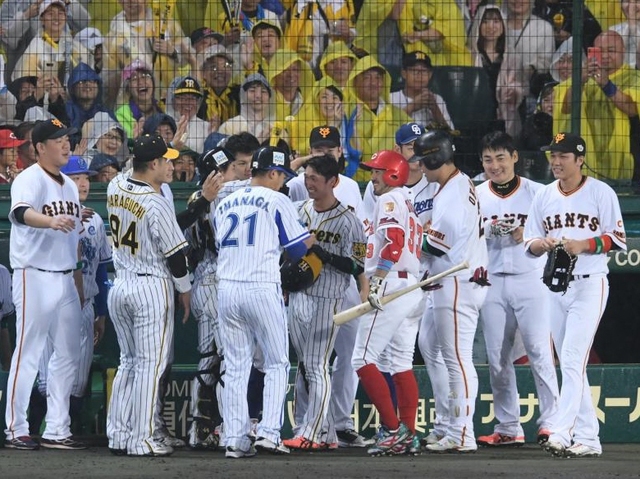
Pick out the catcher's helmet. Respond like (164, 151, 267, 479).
(280, 251, 323, 291)
(412, 130, 455, 170)
(359, 150, 409, 187)
(197, 147, 234, 181)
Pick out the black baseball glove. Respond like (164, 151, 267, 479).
(542, 244, 577, 293)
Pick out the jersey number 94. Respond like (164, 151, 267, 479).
(109, 214, 140, 255)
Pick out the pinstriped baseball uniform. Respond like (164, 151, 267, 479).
(289, 172, 366, 439)
(5, 164, 83, 442)
(38, 209, 112, 399)
(214, 185, 310, 451)
(424, 170, 488, 449)
(289, 199, 366, 443)
(106, 175, 188, 456)
(476, 177, 559, 440)
(524, 177, 626, 453)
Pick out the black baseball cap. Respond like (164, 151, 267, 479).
(31, 119, 78, 147)
(190, 27, 224, 46)
(133, 134, 179, 162)
(243, 73, 271, 96)
(541, 132, 586, 156)
(402, 51, 433, 69)
(310, 126, 341, 149)
(174, 76, 203, 96)
(251, 146, 296, 179)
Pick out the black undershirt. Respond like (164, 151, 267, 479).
(489, 175, 519, 197)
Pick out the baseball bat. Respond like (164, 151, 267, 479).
(333, 261, 469, 326)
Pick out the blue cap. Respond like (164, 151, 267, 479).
(61, 155, 97, 176)
(395, 123, 426, 145)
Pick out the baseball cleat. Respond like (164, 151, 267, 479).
(477, 432, 525, 447)
(225, 445, 257, 459)
(366, 423, 411, 456)
(390, 434, 422, 456)
(420, 431, 444, 448)
(543, 440, 566, 457)
(40, 437, 87, 450)
(188, 421, 220, 450)
(135, 439, 173, 457)
(254, 436, 290, 454)
(109, 447, 128, 456)
(336, 429, 373, 448)
(283, 436, 324, 450)
(4, 435, 40, 450)
(537, 428, 551, 446)
(563, 443, 601, 458)
(156, 434, 186, 448)
(426, 437, 477, 454)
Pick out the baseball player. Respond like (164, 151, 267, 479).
(5, 119, 85, 451)
(35, 156, 112, 432)
(351, 150, 424, 456)
(412, 130, 489, 454)
(475, 132, 559, 447)
(106, 134, 192, 457)
(284, 155, 367, 450)
(213, 146, 314, 458)
(0, 264, 15, 371)
(286, 125, 369, 448)
(524, 133, 626, 458)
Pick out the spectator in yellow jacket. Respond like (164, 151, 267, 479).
(265, 48, 315, 123)
(318, 40, 357, 87)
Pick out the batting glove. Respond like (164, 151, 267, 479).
(367, 276, 384, 311)
(484, 218, 518, 238)
(420, 270, 443, 291)
(469, 266, 491, 286)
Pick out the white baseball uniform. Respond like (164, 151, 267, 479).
(477, 176, 559, 439)
(288, 171, 365, 440)
(38, 209, 112, 399)
(289, 199, 366, 444)
(424, 170, 489, 449)
(524, 176, 626, 452)
(106, 175, 189, 456)
(214, 185, 310, 452)
(5, 164, 83, 442)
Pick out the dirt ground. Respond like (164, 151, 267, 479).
(0, 443, 639, 479)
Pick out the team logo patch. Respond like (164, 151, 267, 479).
(384, 202, 395, 212)
(88, 225, 96, 235)
(273, 151, 285, 166)
(319, 127, 331, 138)
(352, 242, 366, 259)
(213, 150, 228, 166)
(252, 161, 259, 169)
(554, 133, 565, 144)
(52, 119, 64, 128)
(577, 144, 584, 152)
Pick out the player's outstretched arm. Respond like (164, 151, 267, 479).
(14, 206, 76, 231)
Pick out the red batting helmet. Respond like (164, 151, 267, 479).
(360, 150, 409, 187)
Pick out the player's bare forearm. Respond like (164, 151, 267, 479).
(94, 316, 106, 345)
(178, 292, 191, 324)
(529, 237, 559, 256)
(373, 268, 390, 280)
(357, 273, 369, 302)
(562, 238, 591, 256)
(303, 234, 316, 248)
(23, 208, 75, 231)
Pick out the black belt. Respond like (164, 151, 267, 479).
(36, 268, 73, 275)
(137, 273, 154, 277)
(569, 274, 590, 281)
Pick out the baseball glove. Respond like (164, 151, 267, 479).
(280, 251, 323, 292)
(542, 244, 577, 293)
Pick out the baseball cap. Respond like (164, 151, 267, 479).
(251, 146, 296, 179)
(251, 20, 283, 38)
(202, 44, 234, 64)
(133, 134, 180, 163)
(0, 129, 27, 149)
(402, 51, 433, 69)
(242, 73, 271, 96)
(61, 155, 97, 176)
(75, 27, 103, 51)
(190, 27, 224, 46)
(541, 132, 586, 156)
(310, 126, 341, 149)
(89, 152, 120, 172)
(200, 146, 234, 171)
(31, 119, 77, 147)
(395, 123, 426, 145)
(122, 59, 153, 83)
(39, 0, 66, 16)
(174, 76, 203, 96)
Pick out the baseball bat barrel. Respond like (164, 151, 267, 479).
(332, 261, 469, 326)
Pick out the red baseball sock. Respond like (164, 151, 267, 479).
(357, 364, 400, 430)
(392, 370, 419, 433)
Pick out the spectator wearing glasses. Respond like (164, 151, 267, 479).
(197, 45, 240, 125)
(165, 76, 211, 154)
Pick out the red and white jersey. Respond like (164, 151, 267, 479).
(288, 173, 364, 220)
(107, 175, 188, 278)
(365, 187, 422, 278)
(524, 176, 627, 275)
(425, 170, 488, 277)
(477, 176, 545, 274)
(9, 164, 82, 271)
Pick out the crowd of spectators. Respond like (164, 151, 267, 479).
(0, 0, 638, 184)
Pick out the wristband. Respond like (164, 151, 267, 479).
(594, 236, 603, 254)
(173, 274, 192, 293)
(75, 261, 84, 271)
(377, 259, 394, 272)
(588, 238, 597, 254)
(602, 80, 617, 98)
